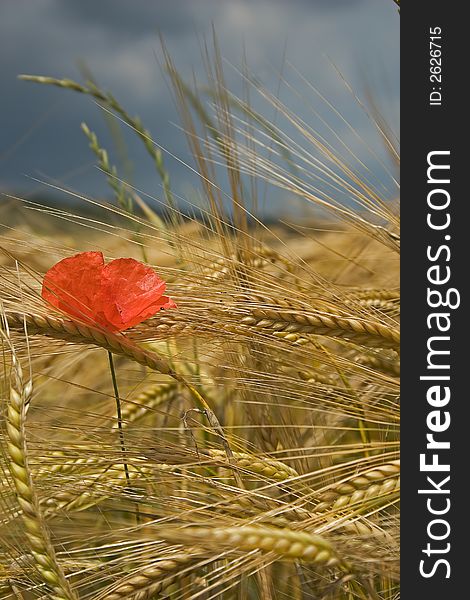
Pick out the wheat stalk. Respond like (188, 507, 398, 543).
(40, 463, 152, 517)
(3, 331, 78, 600)
(347, 289, 399, 302)
(237, 297, 399, 349)
(315, 461, 400, 512)
(159, 524, 344, 567)
(38, 452, 109, 476)
(113, 382, 179, 429)
(357, 352, 400, 377)
(345, 298, 399, 315)
(138, 297, 400, 349)
(96, 553, 198, 600)
(132, 308, 399, 349)
(208, 449, 298, 481)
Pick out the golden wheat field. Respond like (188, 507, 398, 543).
(0, 33, 399, 600)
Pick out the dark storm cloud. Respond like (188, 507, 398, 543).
(0, 0, 398, 213)
(52, 0, 212, 36)
(51, 0, 366, 37)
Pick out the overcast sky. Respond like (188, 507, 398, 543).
(0, 0, 399, 215)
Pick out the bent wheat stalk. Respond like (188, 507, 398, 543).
(5, 311, 239, 475)
(6, 311, 176, 375)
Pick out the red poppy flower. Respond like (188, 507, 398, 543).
(42, 251, 176, 331)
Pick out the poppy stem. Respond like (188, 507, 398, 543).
(107, 351, 131, 490)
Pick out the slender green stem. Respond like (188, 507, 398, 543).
(107, 351, 131, 489)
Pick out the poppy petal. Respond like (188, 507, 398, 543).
(156, 296, 178, 310)
(42, 252, 176, 331)
(97, 258, 173, 330)
(42, 251, 104, 323)
(130, 294, 177, 324)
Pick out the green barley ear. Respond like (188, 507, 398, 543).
(18, 74, 175, 210)
(80, 122, 132, 213)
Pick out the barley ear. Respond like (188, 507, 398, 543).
(3, 330, 78, 600)
(96, 553, 198, 600)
